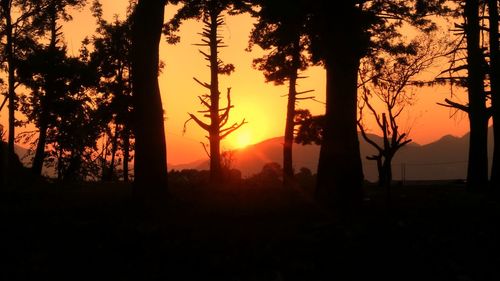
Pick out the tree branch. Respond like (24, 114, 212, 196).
(193, 77, 211, 89)
(220, 119, 247, 139)
(437, 98, 469, 112)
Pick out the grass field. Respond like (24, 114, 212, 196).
(1, 181, 499, 280)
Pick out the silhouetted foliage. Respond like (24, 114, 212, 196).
(0, 0, 49, 182)
(249, 0, 313, 187)
(295, 166, 315, 191)
(15, 0, 92, 181)
(168, 169, 210, 188)
(17, 46, 100, 181)
(246, 162, 283, 187)
(87, 0, 135, 182)
(294, 109, 324, 146)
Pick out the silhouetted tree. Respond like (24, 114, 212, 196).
(0, 0, 46, 181)
(306, 0, 446, 210)
(358, 36, 442, 192)
(439, 0, 490, 190)
(166, 0, 249, 183)
(25, 0, 87, 178)
(88, 0, 135, 182)
(17, 44, 98, 181)
(249, 0, 313, 187)
(131, 0, 168, 199)
(295, 167, 315, 192)
(247, 161, 283, 187)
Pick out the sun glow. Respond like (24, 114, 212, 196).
(234, 131, 252, 149)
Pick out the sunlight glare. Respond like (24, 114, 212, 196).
(235, 131, 252, 149)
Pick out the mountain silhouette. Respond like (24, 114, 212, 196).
(170, 127, 494, 182)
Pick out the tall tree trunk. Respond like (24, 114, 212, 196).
(382, 157, 393, 187)
(283, 69, 298, 187)
(489, 0, 500, 189)
(123, 127, 130, 183)
(375, 157, 384, 187)
(465, 0, 489, 190)
(131, 0, 168, 199)
(315, 2, 365, 212)
(316, 55, 364, 210)
(383, 156, 393, 208)
(283, 37, 301, 188)
(208, 10, 222, 183)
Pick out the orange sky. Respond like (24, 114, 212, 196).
(1, 1, 470, 165)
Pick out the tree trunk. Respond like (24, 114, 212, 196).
(208, 10, 222, 183)
(465, 0, 489, 190)
(131, 0, 168, 199)
(283, 69, 298, 187)
(314, 2, 365, 211)
(489, 0, 500, 190)
(316, 55, 364, 210)
(382, 157, 393, 208)
(123, 127, 130, 183)
(382, 157, 393, 188)
(375, 157, 384, 187)
(283, 37, 301, 188)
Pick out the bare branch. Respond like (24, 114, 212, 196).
(0, 96, 7, 111)
(296, 89, 315, 95)
(219, 88, 232, 128)
(201, 142, 210, 158)
(358, 121, 383, 153)
(193, 77, 211, 89)
(185, 113, 210, 132)
(296, 96, 315, 100)
(197, 95, 211, 109)
(437, 98, 469, 112)
(220, 119, 247, 139)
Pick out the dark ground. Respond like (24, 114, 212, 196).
(1, 181, 499, 280)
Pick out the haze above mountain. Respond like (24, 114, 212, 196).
(171, 128, 494, 182)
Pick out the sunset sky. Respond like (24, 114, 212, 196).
(1, 0, 471, 165)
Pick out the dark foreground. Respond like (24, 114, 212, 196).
(1, 181, 499, 280)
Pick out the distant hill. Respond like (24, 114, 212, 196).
(170, 127, 494, 182)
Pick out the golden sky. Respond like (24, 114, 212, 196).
(1, 0, 470, 165)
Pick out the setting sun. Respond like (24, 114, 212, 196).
(234, 131, 252, 149)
